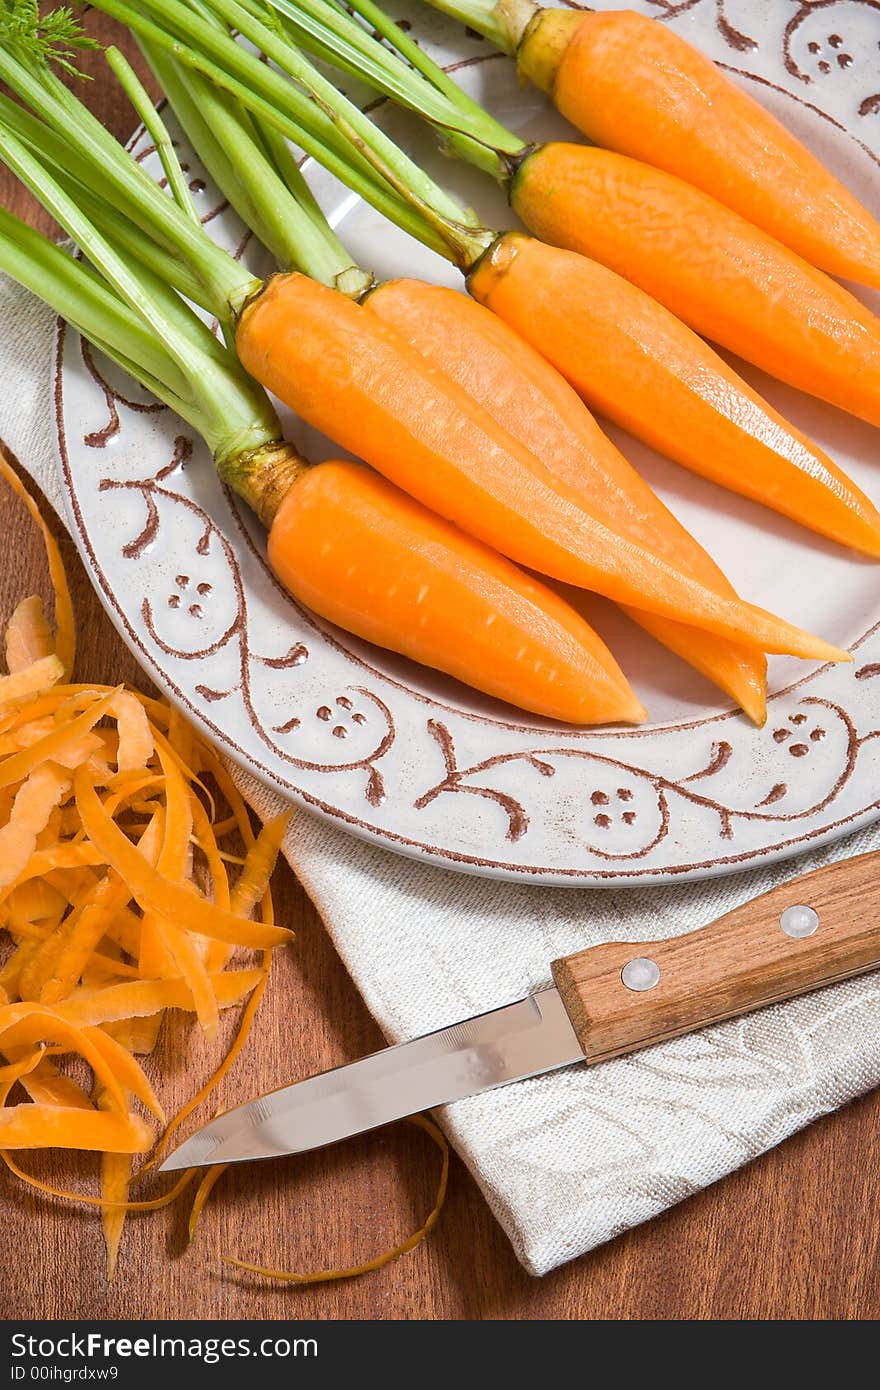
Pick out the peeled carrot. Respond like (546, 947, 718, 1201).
(366, 277, 767, 722)
(269, 459, 644, 725)
(239, 273, 843, 663)
(512, 143, 880, 433)
(468, 233, 880, 559)
(515, 6, 880, 290)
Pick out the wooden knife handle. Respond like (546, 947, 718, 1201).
(551, 851, 880, 1064)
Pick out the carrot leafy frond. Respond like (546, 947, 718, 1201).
(0, 0, 99, 79)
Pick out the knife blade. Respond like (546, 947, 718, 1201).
(161, 848, 880, 1171)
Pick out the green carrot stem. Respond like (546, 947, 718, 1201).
(261, 0, 511, 179)
(417, 0, 533, 52)
(0, 124, 281, 469)
(139, 34, 367, 293)
(0, 205, 192, 409)
(0, 90, 214, 309)
(174, 0, 480, 223)
(253, 120, 333, 240)
(105, 45, 202, 229)
(110, 0, 491, 260)
(0, 42, 254, 321)
(162, 0, 366, 288)
(70, 191, 215, 313)
(265, 0, 520, 152)
(265, 0, 524, 175)
(89, 0, 457, 259)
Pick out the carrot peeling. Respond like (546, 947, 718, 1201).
(0, 472, 295, 1278)
(187, 1115, 449, 1285)
(0, 434, 446, 1289)
(5, 596, 54, 674)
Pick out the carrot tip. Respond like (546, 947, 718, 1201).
(624, 699, 649, 726)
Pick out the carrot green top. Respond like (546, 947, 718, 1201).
(0, 2, 292, 499)
(87, 0, 506, 268)
(414, 0, 542, 52)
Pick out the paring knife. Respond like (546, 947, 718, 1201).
(160, 851, 880, 1171)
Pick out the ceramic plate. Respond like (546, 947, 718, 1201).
(54, 0, 880, 885)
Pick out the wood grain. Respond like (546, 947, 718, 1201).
(553, 851, 880, 1061)
(0, 10, 878, 1321)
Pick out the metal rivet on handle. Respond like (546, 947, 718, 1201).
(780, 904, 820, 939)
(621, 957, 661, 992)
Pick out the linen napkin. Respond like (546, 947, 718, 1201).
(5, 271, 880, 1279)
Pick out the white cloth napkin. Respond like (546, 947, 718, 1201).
(4, 207, 880, 1278)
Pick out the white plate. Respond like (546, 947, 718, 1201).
(54, 0, 880, 885)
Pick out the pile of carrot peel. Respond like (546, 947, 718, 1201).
(0, 452, 447, 1285)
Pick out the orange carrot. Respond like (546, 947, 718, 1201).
(268, 459, 645, 725)
(366, 277, 768, 723)
(514, 6, 880, 290)
(468, 233, 879, 559)
(512, 143, 880, 433)
(239, 273, 844, 663)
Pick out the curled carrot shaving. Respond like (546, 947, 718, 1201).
(153, 959, 272, 1166)
(231, 814, 291, 920)
(0, 473, 293, 1278)
(188, 1115, 449, 1284)
(188, 1161, 227, 1240)
(18, 1055, 92, 1109)
(1, 1149, 195, 1211)
(0, 691, 117, 791)
(0, 764, 71, 892)
(73, 770, 291, 951)
(0, 1006, 131, 1114)
(0, 449, 75, 677)
(37, 873, 132, 1005)
(0, 654, 64, 709)
(85, 1028, 164, 1123)
(99, 1088, 133, 1282)
(5, 596, 54, 674)
(0, 1104, 154, 1152)
(59, 970, 264, 1028)
(110, 693, 154, 773)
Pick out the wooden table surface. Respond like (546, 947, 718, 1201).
(2, 13, 879, 1323)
